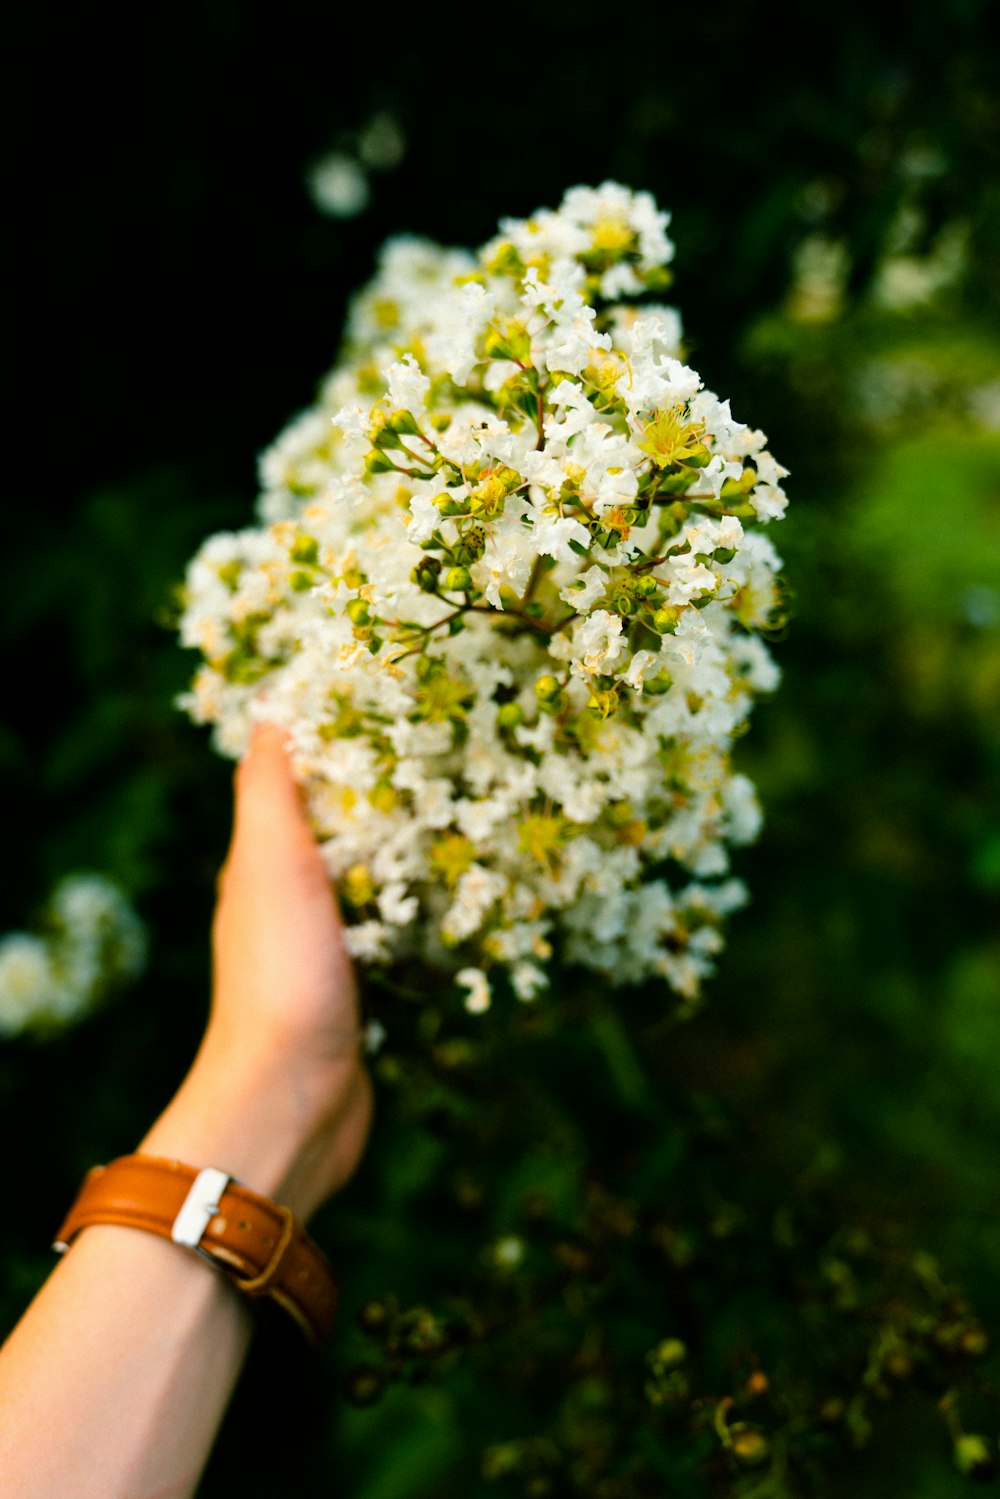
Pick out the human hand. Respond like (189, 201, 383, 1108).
(210, 722, 363, 1071)
(142, 723, 373, 1221)
(0, 725, 373, 1499)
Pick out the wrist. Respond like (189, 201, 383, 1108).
(139, 1034, 368, 1222)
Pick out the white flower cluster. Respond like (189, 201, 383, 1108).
(179, 183, 788, 1011)
(0, 875, 146, 1038)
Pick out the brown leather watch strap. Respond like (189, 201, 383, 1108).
(53, 1154, 337, 1346)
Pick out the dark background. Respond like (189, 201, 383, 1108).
(2, 3, 1000, 1494)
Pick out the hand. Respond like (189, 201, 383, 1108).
(142, 723, 374, 1220)
(211, 721, 363, 1074)
(0, 726, 375, 1499)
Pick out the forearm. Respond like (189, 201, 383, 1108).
(0, 1044, 323, 1499)
(0, 1224, 252, 1499)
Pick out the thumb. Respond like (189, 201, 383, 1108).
(227, 723, 319, 869)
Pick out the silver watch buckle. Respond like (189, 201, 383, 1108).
(171, 1167, 232, 1253)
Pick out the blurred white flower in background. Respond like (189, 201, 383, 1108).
(872, 214, 967, 312)
(787, 235, 850, 324)
(0, 874, 146, 1039)
(308, 153, 371, 219)
(357, 112, 406, 172)
(307, 110, 407, 221)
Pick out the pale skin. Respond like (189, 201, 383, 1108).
(0, 724, 373, 1499)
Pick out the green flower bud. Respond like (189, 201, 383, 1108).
(634, 575, 658, 598)
(387, 408, 422, 437)
(290, 569, 314, 592)
(963, 1326, 990, 1358)
(290, 534, 319, 565)
(364, 449, 396, 475)
(443, 566, 473, 592)
(346, 598, 371, 626)
(344, 1365, 384, 1407)
(370, 423, 402, 452)
(400, 1309, 447, 1356)
(606, 801, 633, 828)
(411, 557, 441, 592)
(652, 607, 680, 634)
(496, 702, 524, 730)
(648, 1338, 687, 1370)
(357, 1299, 391, 1336)
(534, 676, 562, 702)
(644, 265, 673, 293)
(954, 1434, 998, 1480)
(730, 1425, 770, 1470)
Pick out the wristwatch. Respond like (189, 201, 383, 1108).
(54, 1154, 338, 1345)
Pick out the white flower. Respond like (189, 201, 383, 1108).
(425, 280, 497, 386)
(342, 920, 393, 962)
(377, 882, 419, 926)
(457, 967, 492, 1014)
(363, 1018, 387, 1054)
(532, 513, 591, 564)
(307, 153, 370, 219)
(722, 775, 763, 845)
(560, 567, 607, 610)
(492, 1235, 525, 1268)
(572, 610, 626, 675)
(332, 402, 373, 441)
(177, 183, 788, 1009)
(546, 381, 599, 438)
(385, 355, 430, 414)
(406, 486, 444, 545)
(0, 936, 66, 1036)
(618, 649, 659, 691)
(510, 962, 548, 1001)
(357, 112, 406, 172)
(442, 866, 507, 942)
(0, 875, 146, 1038)
(750, 483, 788, 522)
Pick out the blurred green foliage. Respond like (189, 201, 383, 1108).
(2, 0, 1000, 1493)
